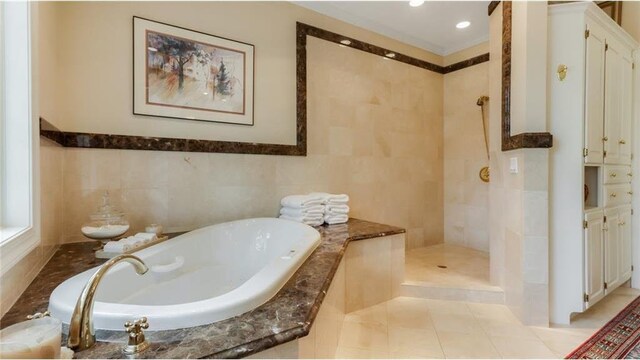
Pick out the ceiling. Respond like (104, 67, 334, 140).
(296, 1, 490, 56)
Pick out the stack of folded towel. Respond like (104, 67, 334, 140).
(311, 192, 350, 224)
(103, 232, 158, 253)
(279, 194, 325, 226)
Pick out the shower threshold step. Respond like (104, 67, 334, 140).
(400, 280, 505, 304)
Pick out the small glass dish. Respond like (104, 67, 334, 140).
(0, 317, 62, 359)
(81, 191, 130, 249)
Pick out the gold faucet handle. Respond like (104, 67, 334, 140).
(26, 311, 50, 320)
(123, 317, 150, 354)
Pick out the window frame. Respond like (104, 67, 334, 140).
(0, 1, 41, 275)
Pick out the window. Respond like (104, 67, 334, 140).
(0, 1, 39, 274)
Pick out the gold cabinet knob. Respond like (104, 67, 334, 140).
(603, 136, 609, 141)
(619, 139, 627, 144)
(628, 173, 633, 177)
(610, 172, 617, 178)
(628, 191, 634, 195)
(619, 221, 626, 226)
(611, 192, 617, 198)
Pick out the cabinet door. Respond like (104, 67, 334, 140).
(584, 24, 606, 164)
(619, 52, 633, 165)
(585, 211, 605, 306)
(604, 40, 622, 164)
(618, 205, 633, 282)
(604, 207, 621, 291)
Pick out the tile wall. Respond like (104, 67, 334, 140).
(58, 37, 444, 249)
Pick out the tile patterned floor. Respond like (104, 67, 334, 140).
(405, 244, 497, 291)
(336, 287, 640, 359)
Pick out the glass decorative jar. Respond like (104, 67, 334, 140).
(81, 191, 129, 249)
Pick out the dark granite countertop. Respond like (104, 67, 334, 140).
(0, 219, 404, 359)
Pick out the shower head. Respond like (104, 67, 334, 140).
(476, 96, 489, 106)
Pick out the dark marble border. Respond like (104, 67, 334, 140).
(495, 1, 553, 151)
(297, 22, 489, 75)
(488, 1, 501, 16)
(40, 23, 490, 155)
(443, 53, 490, 74)
(40, 118, 305, 155)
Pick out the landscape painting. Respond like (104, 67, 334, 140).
(133, 17, 254, 125)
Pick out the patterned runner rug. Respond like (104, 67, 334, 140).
(566, 296, 640, 359)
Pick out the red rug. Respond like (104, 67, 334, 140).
(566, 296, 640, 359)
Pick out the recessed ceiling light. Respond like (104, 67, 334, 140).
(456, 21, 471, 29)
(409, 0, 425, 7)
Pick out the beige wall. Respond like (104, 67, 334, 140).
(443, 45, 490, 252)
(45, 1, 441, 146)
(489, 2, 550, 326)
(622, 1, 640, 41)
(58, 35, 444, 250)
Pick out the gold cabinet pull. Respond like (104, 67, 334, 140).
(610, 172, 617, 178)
(619, 139, 627, 144)
(619, 221, 626, 226)
(603, 136, 609, 141)
(628, 173, 633, 177)
(628, 191, 634, 195)
(611, 192, 617, 198)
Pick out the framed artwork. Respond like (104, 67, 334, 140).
(133, 17, 254, 125)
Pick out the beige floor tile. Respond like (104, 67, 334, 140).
(490, 336, 557, 359)
(530, 327, 590, 358)
(390, 348, 446, 359)
(467, 302, 520, 324)
(344, 302, 388, 326)
(335, 346, 390, 359)
(388, 325, 444, 358)
(437, 331, 501, 359)
(481, 321, 539, 339)
(338, 320, 389, 351)
(387, 297, 433, 329)
(424, 299, 472, 316)
(405, 244, 494, 291)
(430, 313, 484, 334)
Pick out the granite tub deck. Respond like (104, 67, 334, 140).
(0, 219, 404, 359)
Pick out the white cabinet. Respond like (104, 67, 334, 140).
(604, 207, 622, 291)
(549, 2, 638, 324)
(604, 38, 634, 165)
(585, 22, 606, 164)
(585, 210, 606, 306)
(619, 205, 633, 281)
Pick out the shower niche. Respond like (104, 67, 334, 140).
(584, 166, 600, 209)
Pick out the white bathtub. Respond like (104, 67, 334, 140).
(48, 218, 321, 331)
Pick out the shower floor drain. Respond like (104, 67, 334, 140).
(437, 265, 448, 269)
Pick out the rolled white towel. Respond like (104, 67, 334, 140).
(325, 204, 350, 214)
(134, 232, 157, 242)
(280, 194, 324, 209)
(280, 205, 325, 217)
(324, 213, 349, 225)
(279, 214, 324, 226)
(103, 241, 133, 253)
(309, 192, 349, 205)
(132, 232, 157, 245)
